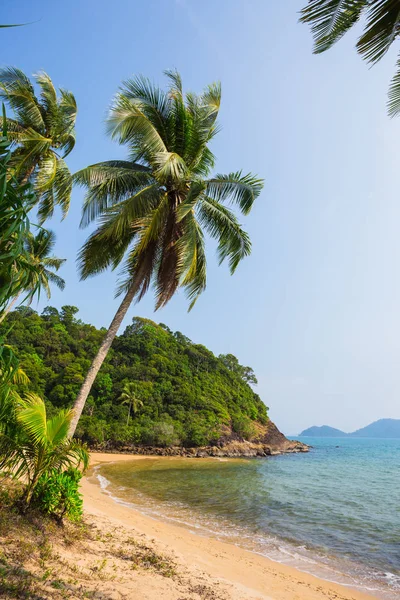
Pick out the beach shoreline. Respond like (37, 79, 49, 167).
(82, 452, 379, 600)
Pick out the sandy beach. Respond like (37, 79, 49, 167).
(82, 452, 379, 600)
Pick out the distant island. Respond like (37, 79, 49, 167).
(300, 419, 400, 438)
(299, 425, 347, 437)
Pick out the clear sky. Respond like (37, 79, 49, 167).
(3, 0, 400, 434)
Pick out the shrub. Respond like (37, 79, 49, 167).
(0, 394, 88, 509)
(231, 414, 256, 440)
(141, 421, 180, 447)
(32, 468, 83, 522)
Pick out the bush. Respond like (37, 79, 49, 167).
(32, 468, 83, 522)
(231, 414, 256, 440)
(141, 421, 180, 447)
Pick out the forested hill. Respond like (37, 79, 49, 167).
(1, 306, 270, 449)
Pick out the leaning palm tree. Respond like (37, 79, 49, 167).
(0, 67, 77, 221)
(68, 71, 264, 436)
(0, 393, 88, 509)
(300, 1, 400, 116)
(0, 229, 65, 324)
(119, 382, 144, 425)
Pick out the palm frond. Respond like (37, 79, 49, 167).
(44, 270, 65, 291)
(205, 172, 264, 215)
(153, 151, 187, 182)
(199, 196, 252, 273)
(35, 71, 57, 116)
(37, 156, 72, 223)
(357, 1, 400, 63)
(36, 153, 57, 191)
(154, 210, 182, 310)
(120, 75, 170, 144)
(59, 89, 77, 128)
(176, 212, 207, 310)
(116, 239, 159, 300)
(17, 393, 47, 447)
(165, 69, 183, 94)
(0, 67, 45, 131)
(42, 256, 65, 270)
(388, 53, 400, 116)
(78, 184, 162, 280)
(106, 93, 168, 157)
(75, 161, 153, 227)
(176, 181, 206, 221)
(46, 409, 72, 446)
(300, 1, 366, 54)
(132, 192, 169, 255)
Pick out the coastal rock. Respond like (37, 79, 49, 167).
(93, 420, 309, 458)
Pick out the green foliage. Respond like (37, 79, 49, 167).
(119, 382, 144, 424)
(23, 230, 66, 299)
(2, 309, 268, 448)
(0, 392, 88, 509)
(231, 414, 256, 440)
(0, 108, 80, 523)
(218, 353, 258, 385)
(0, 112, 39, 313)
(32, 467, 83, 522)
(0, 68, 77, 222)
(75, 71, 263, 311)
(300, 1, 400, 116)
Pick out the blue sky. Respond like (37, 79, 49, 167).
(3, 0, 400, 434)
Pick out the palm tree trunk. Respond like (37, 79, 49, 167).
(0, 292, 21, 324)
(68, 281, 138, 437)
(126, 403, 131, 426)
(20, 165, 36, 186)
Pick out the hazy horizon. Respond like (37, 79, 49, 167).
(3, 0, 400, 434)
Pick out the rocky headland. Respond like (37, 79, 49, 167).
(91, 420, 309, 458)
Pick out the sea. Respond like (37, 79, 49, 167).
(93, 437, 400, 599)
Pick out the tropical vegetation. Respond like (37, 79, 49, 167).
(0, 67, 77, 221)
(0, 229, 65, 323)
(300, 0, 400, 116)
(119, 382, 144, 425)
(0, 393, 88, 513)
(0, 110, 39, 312)
(1, 307, 268, 449)
(0, 106, 85, 521)
(0, 65, 266, 517)
(69, 71, 264, 435)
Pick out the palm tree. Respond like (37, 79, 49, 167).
(119, 382, 144, 425)
(0, 393, 88, 508)
(0, 229, 66, 324)
(300, 1, 400, 116)
(0, 67, 77, 222)
(0, 112, 39, 315)
(68, 71, 264, 436)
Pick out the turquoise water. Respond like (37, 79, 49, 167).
(96, 438, 400, 598)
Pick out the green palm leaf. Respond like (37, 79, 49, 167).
(205, 172, 264, 215)
(46, 409, 73, 446)
(17, 393, 47, 446)
(0, 68, 76, 221)
(300, 1, 400, 116)
(300, 1, 365, 54)
(74, 161, 153, 227)
(199, 196, 252, 273)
